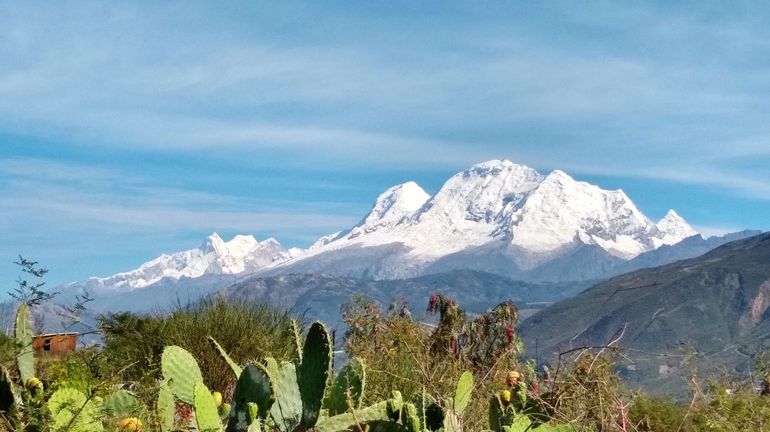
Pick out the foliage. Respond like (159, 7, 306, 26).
(342, 294, 525, 430)
(98, 298, 299, 395)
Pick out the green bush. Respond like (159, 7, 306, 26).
(98, 298, 300, 397)
(628, 393, 687, 431)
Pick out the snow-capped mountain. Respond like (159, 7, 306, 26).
(64, 233, 299, 292)
(59, 159, 701, 296)
(267, 160, 697, 279)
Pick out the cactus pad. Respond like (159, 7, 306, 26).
(157, 380, 176, 432)
(14, 303, 34, 385)
(103, 389, 140, 418)
(195, 382, 223, 431)
(326, 357, 365, 415)
(47, 387, 104, 431)
(290, 319, 303, 363)
(453, 371, 473, 415)
(227, 363, 273, 432)
(270, 361, 302, 432)
(161, 345, 204, 405)
(297, 321, 332, 428)
(208, 336, 243, 378)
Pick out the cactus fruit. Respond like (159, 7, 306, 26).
(213, 391, 223, 408)
(25, 376, 43, 393)
(247, 402, 259, 424)
(453, 371, 473, 415)
(195, 382, 223, 431)
(506, 370, 522, 387)
(227, 363, 273, 432)
(161, 346, 204, 405)
(297, 321, 332, 428)
(500, 390, 512, 405)
(117, 417, 143, 431)
(15, 303, 35, 385)
(209, 336, 243, 378)
(157, 381, 176, 432)
(325, 357, 366, 415)
(220, 402, 232, 418)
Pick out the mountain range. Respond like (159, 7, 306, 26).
(519, 232, 770, 396)
(60, 160, 705, 299)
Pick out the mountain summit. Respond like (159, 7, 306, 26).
(270, 160, 698, 279)
(61, 160, 701, 294)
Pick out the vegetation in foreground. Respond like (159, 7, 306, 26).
(2, 260, 770, 430)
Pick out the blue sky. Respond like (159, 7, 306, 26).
(1, 1, 769, 288)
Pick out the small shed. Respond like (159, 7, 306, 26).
(32, 332, 77, 356)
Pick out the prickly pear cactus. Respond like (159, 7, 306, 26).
(453, 371, 473, 415)
(270, 361, 303, 432)
(47, 387, 104, 432)
(103, 389, 140, 418)
(297, 321, 332, 428)
(161, 345, 204, 405)
(227, 363, 273, 432)
(290, 319, 303, 363)
(15, 303, 35, 385)
(157, 380, 176, 432)
(325, 357, 366, 415)
(403, 402, 421, 432)
(0, 366, 20, 428)
(195, 382, 223, 431)
(489, 394, 530, 432)
(208, 336, 243, 378)
(315, 391, 405, 432)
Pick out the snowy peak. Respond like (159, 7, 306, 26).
(504, 169, 658, 259)
(655, 209, 698, 246)
(90, 233, 293, 290)
(349, 182, 430, 237)
(421, 160, 543, 224)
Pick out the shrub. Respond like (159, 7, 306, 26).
(341, 294, 525, 430)
(98, 298, 300, 398)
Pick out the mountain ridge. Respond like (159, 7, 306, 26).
(58, 159, 708, 294)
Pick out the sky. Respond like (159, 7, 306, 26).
(1, 1, 769, 288)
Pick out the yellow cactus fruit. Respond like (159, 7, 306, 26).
(500, 389, 512, 405)
(506, 370, 522, 387)
(25, 376, 43, 392)
(212, 391, 223, 407)
(117, 417, 143, 431)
